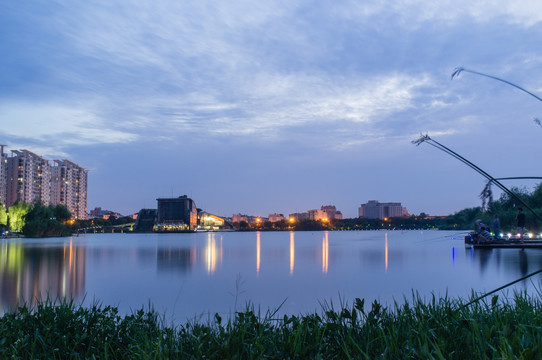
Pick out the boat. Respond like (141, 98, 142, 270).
(465, 233, 542, 249)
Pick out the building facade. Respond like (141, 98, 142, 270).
(0, 146, 88, 219)
(321, 205, 343, 220)
(358, 200, 408, 220)
(0, 145, 7, 206)
(6, 150, 52, 207)
(51, 160, 88, 220)
(156, 195, 198, 231)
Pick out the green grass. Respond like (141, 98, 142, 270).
(2, 293, 542, 359)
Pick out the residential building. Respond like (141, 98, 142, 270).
(321, 205, 343, 220)
(51, 160, 88, 220)
(308, 209, 327, 221)
(0, 145, 7, 206)
(6, 150, 51, 207)
(358, 200, 408, 220)
(232, 213, 249, 223)
(268, 213, 285, 222)
(288, 212, 309, 221)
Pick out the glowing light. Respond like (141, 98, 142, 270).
(507, 233, 512, 238)
(528, 233, 533, 238)
(289, 232, 295, 275)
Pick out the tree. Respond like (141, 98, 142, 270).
(8, 202, 32, 233)
(0, 203, 7, 227)
(23, 202, 70, 238)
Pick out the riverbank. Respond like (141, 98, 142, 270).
(1, 292, 541, 359)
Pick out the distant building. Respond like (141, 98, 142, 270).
(232, 213, 249, 223)
(321, 205, 343, 220)
(308, 209, 327, 221)
(89, 207, 122, 219)
(268, 213, 285, 222)
(288, 212, 309, 221)
(156, 195, 198, 231)
(358, 200, 408, 220)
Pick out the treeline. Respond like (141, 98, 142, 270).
(0, 201, 73, 238)
(443, 184, 542, 232)
(237, 184, 542, 232)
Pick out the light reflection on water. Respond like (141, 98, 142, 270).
(1, 230, 542, 321)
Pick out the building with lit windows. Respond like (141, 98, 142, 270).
(0, 145, 7, 206)
(358, 200, 408, 219)
(51, 160, 88, 220)
(0, 146, 88, 219)
(156, 195, 198, 231)
(6, 150, 52, 207)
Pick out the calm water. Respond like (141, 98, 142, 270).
(1, 230, 541, 322)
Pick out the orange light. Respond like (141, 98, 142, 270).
(289, 218, 295, 223)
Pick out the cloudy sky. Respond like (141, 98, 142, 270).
(2, 0, 542, 218)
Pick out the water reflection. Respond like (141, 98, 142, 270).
(289, 231, 295, 275)
(0, 239, 85, 312)
(204, 233, 220, 274)
(385, 233, 388, 271)
(2, 231, 542, 319)
(322, 231, 329, 274)
(256, 231, 261, 276)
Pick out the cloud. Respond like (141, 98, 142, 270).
(0, 102, 138, 148)
(334, 0, 542, 27)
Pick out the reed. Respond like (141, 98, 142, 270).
(2, 291, 542, 359)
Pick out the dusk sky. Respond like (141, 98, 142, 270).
(2, 1, 542, 218)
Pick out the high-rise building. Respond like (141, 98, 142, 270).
(0, 146, 88, 219)
(0, 145, 8, 206)
(358, 200, 408, 219)
(6, 150, 51, 207)
(51, 160, 88, 220)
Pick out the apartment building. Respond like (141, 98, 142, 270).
(0, 145, 7, 206)
(6, 150, 52, 207)
(51, 160, 88, 220)
(1, 146, 88, 219)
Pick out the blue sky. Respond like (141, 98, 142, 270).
(2, 0, 542, 218)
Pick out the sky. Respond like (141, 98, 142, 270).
(1, 0, 542, 218)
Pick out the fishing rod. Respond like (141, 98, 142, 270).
(451, 67, 542, 103)
(412, 134, 542, 223)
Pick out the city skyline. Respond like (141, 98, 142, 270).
(2, 1, 542, 218)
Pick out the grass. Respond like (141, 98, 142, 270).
(2, 292, 542, 359)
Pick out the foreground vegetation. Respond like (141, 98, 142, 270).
(2, 292, 542, 359)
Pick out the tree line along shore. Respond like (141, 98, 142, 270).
(2, 183, 541, 237)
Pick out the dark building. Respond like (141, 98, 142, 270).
(156, 195, 198, 231)
(133, 209, 157, 233)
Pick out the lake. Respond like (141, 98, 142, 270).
(1, 230, 541, 322)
